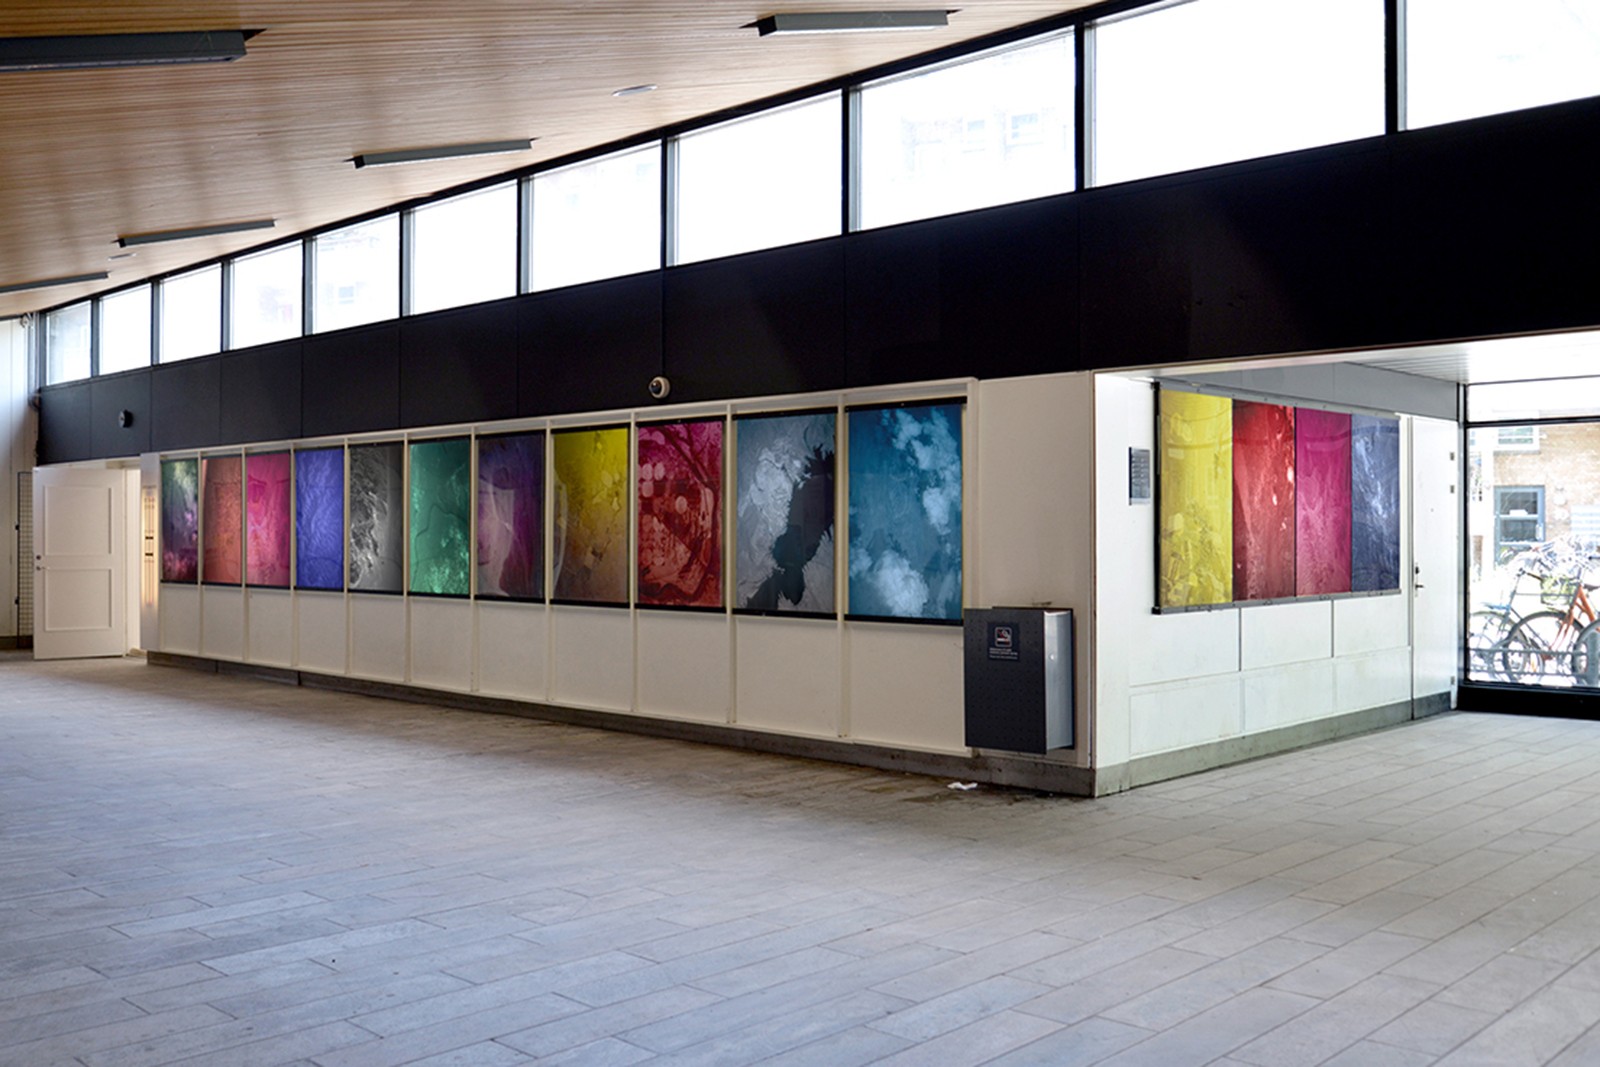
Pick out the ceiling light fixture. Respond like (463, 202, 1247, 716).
(0, 31, 250, 73)
(751, 11, 951, 35)
(351, 139, 534, 168)
(612, 84, 657, 98)
(117, 218, 276, 248)
(0, 271, 109, 296)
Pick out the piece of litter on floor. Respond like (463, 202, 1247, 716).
(948, 781, 978, 791)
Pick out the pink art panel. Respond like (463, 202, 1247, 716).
(1295, 407, 1352, 596)
(637, 419, 723, 608)
(246, 452, 292, 587)
(1231, 401, 1296, 601)
(202, 454, 243, 585)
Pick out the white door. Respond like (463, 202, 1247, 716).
(1411, 417, 1460, 704)
(32, 467, 128, 660)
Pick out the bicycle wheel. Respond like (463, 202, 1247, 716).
(1468, 610, 1517, 681)
(1571, 619, 1600, 688)
(1500, 610, 1575, 685)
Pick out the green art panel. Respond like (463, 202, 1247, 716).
(1158, 389, 1233, 608)
(409, 437, 472, 596)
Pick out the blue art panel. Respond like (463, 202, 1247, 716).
(348, 442, 404, 592)
(847, 402, 963, 621)
(295, 448, 344, 590)
(1351, 413, 1401, 592)
(735, 411, 835, 614)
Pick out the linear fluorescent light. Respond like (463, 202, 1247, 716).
(0, 31, 249, 73)
(117, 218, 276, 248)
(752, 11, 950, 35)
(0, 271, 110, 296)
(352, 139, 534, 168)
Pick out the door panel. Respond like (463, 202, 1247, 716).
(1411, 417, 1459, 702)
(33, 467, 128, 660)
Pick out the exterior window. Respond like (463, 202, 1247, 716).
(410, 183, 517, 315)
(1494, 486, 1545, 562)
(313, 214, 399, 332)
(99, 286, 152, 374)
(45, 302, 91, 384)
(160, 265, 222, 363)
(1091, 0, 1384, 186)
(231, 243, 303, 349)
(858, 32, 1074, 230)
(673, 94, 841, 264)
(531, 144, 662, 291)
(1406, 0, 1600, 129)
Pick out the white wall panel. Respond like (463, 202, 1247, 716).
(1240, 599, 1333, 670)
(734, 616, 841, 737)
(1336, 648, 1412, 713)
(551, 605, 633, 712)
(348, 594, 407, 682)
(159, 583, 202, 655)
(246, 588, 293, 667)
(476, 601, 548, 701)
(1243, 660, 1337, 733)
(200, 586, 245, 661)
(295, 591, 347, 676)
(1333, 594, 1410, 656)
(847, 623, 965, 753)
(410, 597, 473, 693)
(1129, 676, 1242, 756)
(1128, 609, 1241, 686)
(637, 611, 731, 723)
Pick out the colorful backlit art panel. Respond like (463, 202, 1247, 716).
(847, 402, 963, 621)
(1351, 414, 1401, 592)
(735, 411, 836, 614)
(1295, 407, 1353, 596)
(552, 427, 629, 604)
(295, 448, 344, 590)
(201, 454, 243, 584)
(160, 458, 199, 582)
(638, 420, 723, 608)
(245, 452, 291, 587)
(409, 438, 472, 596)
(1231, 401, 1296, 601)
(477, 433, 544, 600)
(348, 442, 404, 592)
(1159, 390, 1233, 608)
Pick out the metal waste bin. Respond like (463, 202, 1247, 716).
(963, 607, 1074, 753)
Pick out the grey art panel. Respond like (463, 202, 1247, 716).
(735, 411, 836, 614)
(348, 442, 404, 592)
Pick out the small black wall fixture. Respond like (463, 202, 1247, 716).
(117, 409, 133, 428)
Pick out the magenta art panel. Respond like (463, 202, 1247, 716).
(1231, 401, 1295, 601)
(637, 419, 723, 608)
(1295, 407, 1353, 596)
(201, 454, 243, 585)
(245, 452, 291, 587)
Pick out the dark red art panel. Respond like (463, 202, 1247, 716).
(1295, 407, 1352, 596)
(637, 419, 723, 608)
(1231, 401, 1296, 600)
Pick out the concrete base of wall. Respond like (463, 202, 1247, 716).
(147, 652, 1451, 798)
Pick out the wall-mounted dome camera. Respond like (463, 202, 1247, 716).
(648, 375, 671, 401)
(117, 409, 134, 428)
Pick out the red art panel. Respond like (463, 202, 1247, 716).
(201, 454, 243, 585)
(246, 452, 292, 587)
(637, 420, 723, 608)
(1295, 408, 1352, 596)
(1231, 401, 1296, 600)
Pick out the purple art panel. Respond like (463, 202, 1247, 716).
(638, 419, 723, 608)
(1295, 407, 1352, 596)
(202, 454, 243, 585)
(245, 452, 291, 587)
(1231, 401, 1296, 601)
(477, 433, 544, 599)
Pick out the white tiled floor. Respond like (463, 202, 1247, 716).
(6, 654, 1600, 1065)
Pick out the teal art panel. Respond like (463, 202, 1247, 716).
(409, 436, 471, 596)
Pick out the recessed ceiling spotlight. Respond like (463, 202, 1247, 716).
(117, 218, 276, 248)
(351, 139, 534, 168)
(0, 270, 109, 296)
(612, 84, 657, 98)
(750, 10, 951, 35)
(0, 30, 250, 72)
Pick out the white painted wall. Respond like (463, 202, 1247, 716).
(1, 318, 36, 640)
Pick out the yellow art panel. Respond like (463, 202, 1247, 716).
(553, 426, 630, 603)
(1159, 390, 1233, 608)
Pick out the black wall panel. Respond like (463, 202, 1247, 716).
(150, 359, 221, 451)
(400, 299, 518, 428)
(663, 241, 846, 402)
(301, 324, 400, 438)
(38, 382, 92, 465)
(519, 273, 662, 416)
(90, 372, 151, 459)
(846, 196, 1079, 387)
(220, 340, 302, 445)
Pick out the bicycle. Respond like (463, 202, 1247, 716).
(1496, 542, 1600, 686)
(1468, 541, 1573, 682)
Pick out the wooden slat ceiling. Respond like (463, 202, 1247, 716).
(0, 1, 1092, 320)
